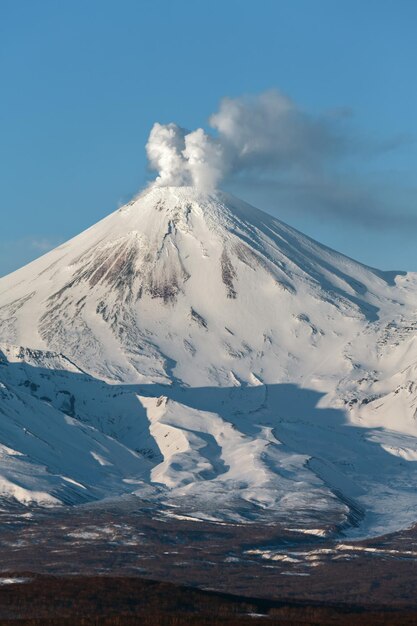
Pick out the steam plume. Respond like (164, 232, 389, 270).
(146, 90, 345, 191)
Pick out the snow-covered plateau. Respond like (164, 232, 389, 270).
(1, 186, 417, 538)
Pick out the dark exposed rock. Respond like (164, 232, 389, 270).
(221, 249, 237, 299)
(190, 308, 207, 329)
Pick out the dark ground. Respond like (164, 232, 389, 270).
(2, 498, 417, 624)
(2, 574, 417, 625)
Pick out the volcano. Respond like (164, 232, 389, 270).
(1, 186, 417, 537)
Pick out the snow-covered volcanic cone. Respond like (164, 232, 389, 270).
(1, 186, 417, 537)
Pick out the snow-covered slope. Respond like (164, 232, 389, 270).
(1, 186, 417, 537)
(1, 186, 412, 386)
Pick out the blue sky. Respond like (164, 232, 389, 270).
(1, 0, 416, 276)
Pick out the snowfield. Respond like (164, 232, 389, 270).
(1, 186, 417, 538)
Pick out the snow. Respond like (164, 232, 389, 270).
(0, 578, 30, 585)
(286, 528, 329, 537)
(245, 543, 417, 569)
(0, 186, 417, 537)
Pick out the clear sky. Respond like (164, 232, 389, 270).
(1, 0, 416, 276)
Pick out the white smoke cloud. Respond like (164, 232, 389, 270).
(183, 129, 225, 191)
(146, 122, 189, 186)
(145, 90, 401, 192)
(210, 91, 342, 172)
(146, 122, 225, 191)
